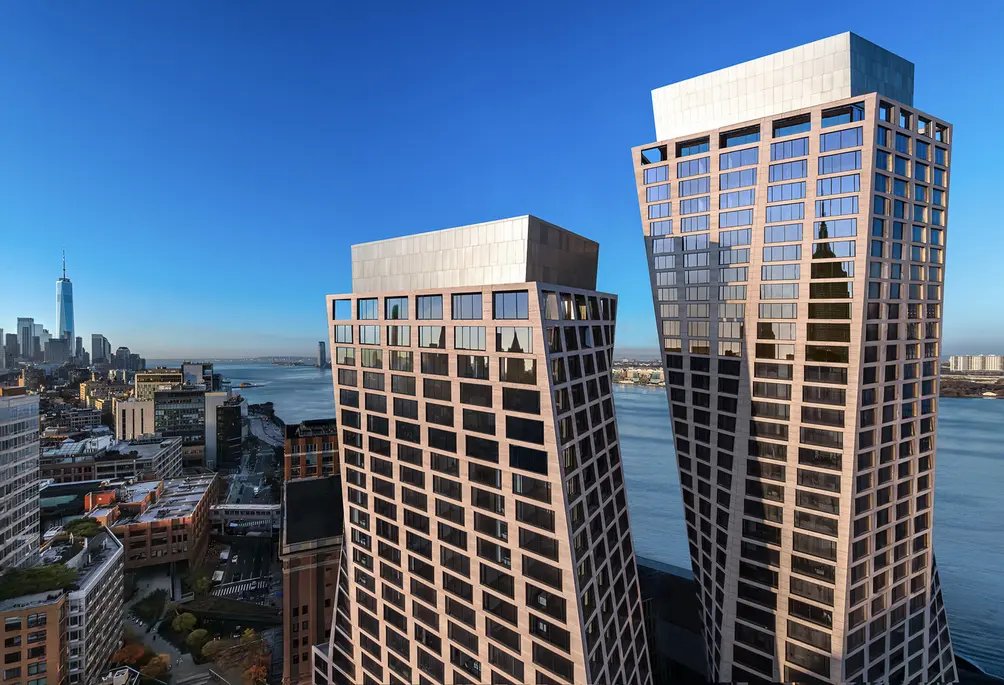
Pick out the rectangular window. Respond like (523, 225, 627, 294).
(385, 297, 408, 320)
(678, 176, 710, 197)
(769, 160, 807, 182)
(815, 197, 858, 218)
(643, 165, 669, 184)
(416, 295, 443, 320)
(646, 183, 671, 202)
(720, 147, 759, 170)
(387, 325, 410, 347)
(452, 293, 483, 320)
(677, 156, 709, 178)
(767, 182, 805, 203)
(770, 136, 809, 160)
(418, 326, 446, 349)
(680, 196, 709, 215)
(719, 168, 756, 190)
(493, 291, 529, 320)
(721, 127, 760, 148)
(813, 218, 856, 239)
(819, 126, 863, 152)
(496, 326, 533, 353)
(358, 298, 378, 320)
(821, 102, 864, 128)
(764, 224, 802, 243)
(818, 151, 861, 175)
(648, 202, 671, 219)
(454, 326, 486, 351)
(765, 203, 804, 223)
(719, 209, 753, 228)
(677, 138, 709, 157)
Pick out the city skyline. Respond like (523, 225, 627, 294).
(0, 2, 1000, 357)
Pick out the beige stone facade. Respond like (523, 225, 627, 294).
(634, 62, 956, 684)
(312, 220, 650, 685)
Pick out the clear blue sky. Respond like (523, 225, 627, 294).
(1, 1, 999, 357)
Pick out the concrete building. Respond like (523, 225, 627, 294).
(153, 387, 206, 468)
(312, 217, 651, 685)
(134, 368, 183, 401)
(281, 476, 343, 685)
(0, 586, 68, 685)
(318, 341, 328, 368)
(633, 33, 956, 683)
(40, 529, 124, 685)
(204, 391, 228, 470)
(40, 436, 183, 483)
(56, 252, 74, 344)
(17, 318, 35, 359)
(43, 337, 71, 365)
(283, 418, 339, 480)
(86, 474, 219, 570)
(113, 398, 155, 440)
(216, 395, 248, 471)
(91, 334, 111, 365)
(0, 387, 41, 569)
(948, 355, 1004, 373)
(181, 362, 215, 389)
(45, 407, 103, 433)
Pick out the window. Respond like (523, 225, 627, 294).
(677, 138, 709, 157)
(416, 295, 443, 320)
(764, 224, 802, 243)
(815, 197, 858, 218)
(721, 127, 760, 148)
(773, 116, 810, 139)
(646, 183, 671, 202)
(679, 176, 710, 197)
(765, 203, 804, 223)
(680, 196, 709, 215)
(767, 181, 805, 203)
(358, 298, 378, 320)
(493, 291, 529, 320)
(496, 327, 533, 354)
(457, 355, 489, 380)
(387, 325, 410, 347)
(643, 165, 669, 184)
(720, 147, 758, 170)
(640, 145, 667, 164)
(418, 326, 446, 349)
(386, 297, 408, 320)
(817, 174, 860, 196)
(499, 358, 536, 384)
(452, 293, 483, 320)
(819, 126, 863, 152)
(455, 326, 486, 351)
(421, 352, 449, 375)
(769, 160, 807, 182)
(821, 102, 864, 128)
(819, 151, 861, 175)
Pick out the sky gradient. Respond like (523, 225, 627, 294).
(1, 1, 999, 358)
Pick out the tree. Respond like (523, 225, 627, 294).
(239, 628, 257, 645)
(186, 628, 209, 652)
(201, 640, 227, 661)
(192, 574, 211, 595)
(141, 654, 170, 679)
(112, 642, 145, 665)
(63, 517, 101, 537)
(243, 663, 268, 685)
(172, 612, 197, 633)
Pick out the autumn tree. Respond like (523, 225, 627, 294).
(201, 640, 227, 661)
(141, 654, 171, 679)
(243, 662, 268, 684)
(112, 642, 145, 665)
(239, 628, 257, 644)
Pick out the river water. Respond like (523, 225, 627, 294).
(203, 363, 1002, 676)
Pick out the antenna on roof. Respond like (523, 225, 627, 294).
(62, 248, 66, 279)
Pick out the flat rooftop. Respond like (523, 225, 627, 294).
(650, 32, 914, 141)
(350, 215, 599, 293)
(284, 476, 343, 546)
(116, 473, 216, 524)
(285, 418, 337, 440)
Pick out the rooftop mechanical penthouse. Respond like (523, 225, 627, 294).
(312, 215, 652, 685)
(632, 33, 955, 684)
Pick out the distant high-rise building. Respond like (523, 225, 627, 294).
(0, 387, 41, 568)
(313, 216, 651, 685)
(633, 33, 956, 684)
(17, 317, 34, 358)
(75, 336, 84, 360)
(948, 354, 1003, 372)
(91, 334, 111, 364)
(317, 340, 327, 368)
(44, 338, 71, 364)
(34, 324, 50, 353)
(56, 250, 74, 343)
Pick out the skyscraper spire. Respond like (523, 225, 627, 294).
(62, 248, 66, 279)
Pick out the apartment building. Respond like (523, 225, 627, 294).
(0, 387, 41, 569)
(633, 33, 955, 684)
(40, 436, 183, 483)
(312, 216, 650, 685)
(281, 476, 343, 685)
(947, 355, 1004, 373)
(284, 419, 339, 480)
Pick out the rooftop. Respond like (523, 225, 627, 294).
(650, 32, 915, 141)
(285, 418, 338, 440)
(115, 473, 216, 524)
(349, 215, 599, 293)
(283, 476, 343, 546)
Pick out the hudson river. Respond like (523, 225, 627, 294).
(208, 363, 1003, 676)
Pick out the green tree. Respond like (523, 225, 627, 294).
(192, 574, 211, 595)
(239, 628, 257, 645)
(186, 628, 209, 652)
(172, 612, 197, 633)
